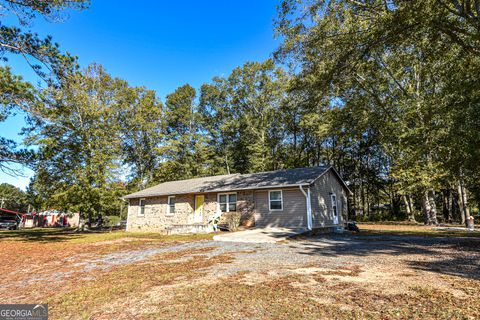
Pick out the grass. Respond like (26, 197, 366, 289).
(151, 271, 480, 320)
(1, 224, 479, 319)
(357, 223, 480, 238)
(47, 248, 233, 319)
(0, 228, 214, 243)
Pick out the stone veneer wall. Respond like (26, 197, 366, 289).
(127, 195, 192, 232)
(127, 191, 255, 232)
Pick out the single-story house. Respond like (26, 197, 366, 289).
(123, 166, 351, 234)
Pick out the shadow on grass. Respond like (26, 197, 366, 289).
(0, 228, 103, 243)
(292, 231, 480, 280)
(0, 228, 215, 244)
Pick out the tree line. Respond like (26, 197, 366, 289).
(0, 0, 478, 225)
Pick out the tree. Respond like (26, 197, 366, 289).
(120, 87, 164, 189)
(199, 60, 288, 174)
(0, 0, 88, 81)
(0, 183, 29, 212)
(274, 0, 480, 223)
(154, 84, 200, 181)
(27, 65, 128, 224)
(0, 0, 89, 173)
(0, 66, 36, 174)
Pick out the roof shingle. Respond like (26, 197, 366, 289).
(124, 166, 331, 199)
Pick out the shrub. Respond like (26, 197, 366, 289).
(225, 212, 241, 231)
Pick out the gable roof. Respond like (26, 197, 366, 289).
(124, 166, 349, 199)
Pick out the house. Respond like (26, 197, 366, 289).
(123, 166, 351, 234)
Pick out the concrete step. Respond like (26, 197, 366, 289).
(165, 224, 213, 235)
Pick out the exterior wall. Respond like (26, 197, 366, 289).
(237, 190, 255, 226)
(126, 170, 348, 232)
(254, 188, 307, 228)
(126, 191, 254, 232)
(310, 170, 348, 228)
(127, 195, 194, 232)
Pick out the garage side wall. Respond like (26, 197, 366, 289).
(310, 170, 348, 228)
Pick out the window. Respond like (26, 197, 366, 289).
(330, 194, 337, 217)
(139, 198, 146, 216)
(269, 190, 283, 211)
(218, 193, 237, 212)
(167, 196, 175, 215)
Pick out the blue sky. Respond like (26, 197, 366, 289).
(0, 1, 281, 190)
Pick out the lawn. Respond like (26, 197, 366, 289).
(1, 226, 479, 319)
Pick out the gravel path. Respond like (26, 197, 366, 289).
(4, 233, 478, 293)
(72, 233, 480, 280)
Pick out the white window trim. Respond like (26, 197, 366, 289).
(167, 196, 175, 216)
(217, 192, 237, 213)
(269, 190, 283, 211)
(330, 193, 338, 216)
(138, 198, 146, 217)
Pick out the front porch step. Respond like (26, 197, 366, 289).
(165, 224, 213, 235)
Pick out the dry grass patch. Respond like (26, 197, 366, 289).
(46, 248, 234, 319)
(151, 271, 480, 320)
(0, 229, 214, 305)
(357, 223, 480, 238)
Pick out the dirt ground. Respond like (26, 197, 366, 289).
(1, 224, 479, 319)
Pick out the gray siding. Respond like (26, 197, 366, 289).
(127, 169, 349, 232)
(310, 170, 348, 228)
(254, 189, 307, 228)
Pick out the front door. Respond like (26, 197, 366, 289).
(194, 195, 204, 223)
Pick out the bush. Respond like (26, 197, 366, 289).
(105, 215, 121, 227)
(225, 212, 241, 231)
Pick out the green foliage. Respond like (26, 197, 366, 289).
(0, 0, 89, 174)
(0, 183, 29, 212)
(155, 84, 199, 181)
(274, 0, 480, 221)
(0, 0, 89, 82)
(199, 59, 288, 174)
(120, 84, 164, 189)
(0, 66, 36, 174)
(11, 1, 480, 224)
(27, 65, 129, 219)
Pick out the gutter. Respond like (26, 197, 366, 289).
(299, 185, 313, 230)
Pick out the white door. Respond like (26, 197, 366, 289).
(331, 194, 339, 224)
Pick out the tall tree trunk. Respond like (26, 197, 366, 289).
(428, 190, 438, 225)
(442, 189, 452, 223)
(403, 194, 415, 221)
(422, 190, 438, 225)
(88, 211, 92, 229)
(361, 181, 366, 217)
(449, 190, 456, 223)
(459, 180, 470, 226)
(421, 191, 430, 224)
(408, 195, 415, 219)
(225, 153, 230, 175)
(458, 183, 466, 225)
(352, 183, 357, 220)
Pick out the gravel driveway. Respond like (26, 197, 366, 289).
(68, 233, 480, 280)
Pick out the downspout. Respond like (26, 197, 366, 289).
(299, 185, 313, 230)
